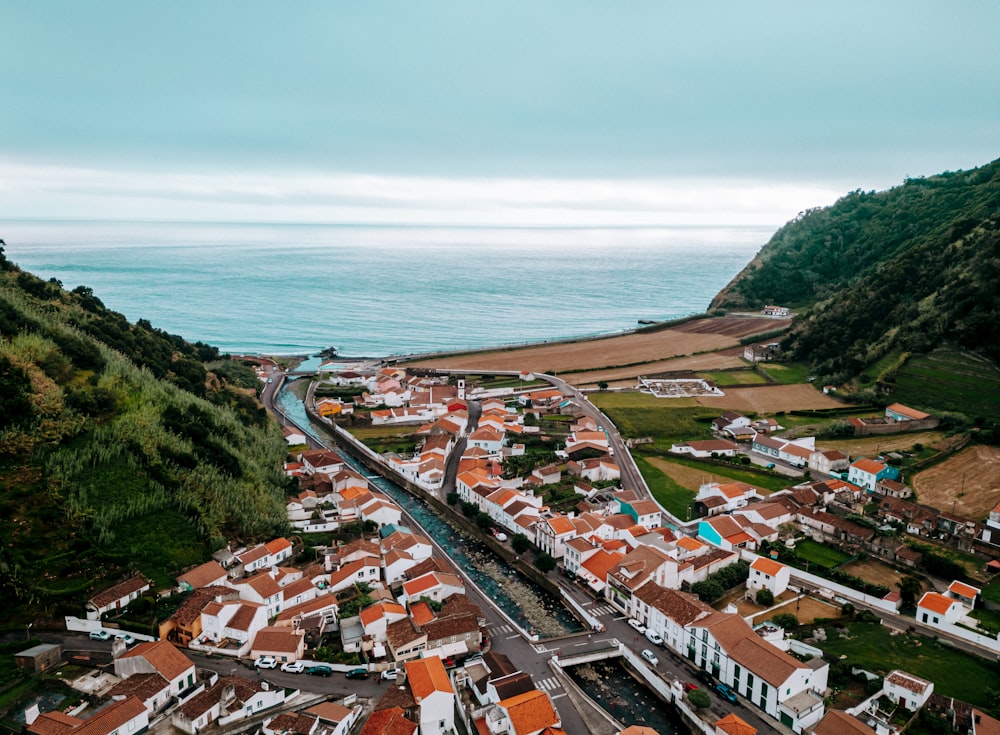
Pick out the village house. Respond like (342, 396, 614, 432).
(251, 626, 306, 663)
(176, 561, 229, 592)
(86, 575, 151, 620)
(917, 591, 967, 627)
(357, 707, 418, 735)
(115, 640, 197, 697)
(670, 439, 740, 459)
(487, 689, 561, 735)
(808, 449, 850, 477)
(885, 403, 931, 422)
(747, 556, 791, 597)
(848, 457, 900, 492)
(28, 697, 148, 735)
(605, 545, 678, 615)
(883, 670, 934, 711)
(172, 676, 285, 734)
(685, 611, 827, 732)
(263, 702, 362, 735)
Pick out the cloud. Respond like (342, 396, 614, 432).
(0, 158, 843, 227)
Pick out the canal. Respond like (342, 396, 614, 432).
(568, 659, 690, 735)
(277, 380, 583, 638)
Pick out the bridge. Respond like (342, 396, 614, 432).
(551, 638, 624, 667)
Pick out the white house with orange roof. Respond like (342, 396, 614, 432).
(695, 482, 762, 515)
(404, 656, 456, 735)
(715, 712, 757, 735)
(747, 557, 790, 597)
(177, 561, 229, 592)
(562, 537, 600, 577)
(230, 571, 284, 618)
(670, 439, 740, 459)
(299, 449, 345, 475)
(848, 457, 899, 492)
(327, 558, 381, 594)
(535, 515, 577, 559)
(359, 494, 404, 528)
(517, 388, 563, 407)
(469, 427, 506, 454)
(359, 601, 408, 646)
(251, 626, 305, 663)
(947, 580, 981, 607)
(882, 669, 934, 710)
(399, 571, 465, 607)
(199, 599, 268, 654)
(917, 591, 966, 627)
(489, 689, 561, 735)
(605, 545, 677, 615)
(698, 515, 770, 552)
(28, 697, 149, 735)
(115, 640, 197, 696)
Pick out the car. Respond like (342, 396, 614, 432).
(344, 667, 368, 679)
(254, 656, 278, 669)
(765, 462, 776, 469)
(280, 661, 306, 673)
(683, 682, 699, 692)
(715, 682, 738, 704)
(493, 531, 508, 542)
(89, 630, 111, 641)
(696, 669, 715, 686)
(380, 668, 398, 681)
(640, 649, 659, 666)
(644, 629, 663, 646)
(627, 618, 646, 634)
(114, 632, 135, 646)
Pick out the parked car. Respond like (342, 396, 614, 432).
(683, 682, 699, 692)
(644, 629, 663, 646)
(344, 667, 368, 679)
(640, 649, 659, 666)
(114, 632, 136, 646)
(493, 530, 508, 542)
(715, 682, 738, 703)
(89, 630, 111, 641)
(697, 669, 715, 686)
(380, 668, 398, 681)
(627, 618, 646, 634)
(254, 656, 278, 669)
(280, 661, 306, 673)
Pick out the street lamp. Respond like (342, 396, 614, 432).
(26, 622, 33, 640)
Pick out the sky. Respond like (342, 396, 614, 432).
(1, 1, 998, 226)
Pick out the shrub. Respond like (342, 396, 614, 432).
(756, 588, 775, 606)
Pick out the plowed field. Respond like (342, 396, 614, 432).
(693, 385, 843, 413)
(912, 445, 1000, 518)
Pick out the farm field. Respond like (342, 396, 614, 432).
(643, 454, 790, 492)
(793, 539, 851, 569)
(696, 370, 768, 386)
(693, 384, 843, 413)
(643, 455, 738, 492)
(751, 596, 841, 625)
(818, 622, 1000, 708)
(632, 455, 693, 520)
(839, 559, 913, 591)
(891, 348, 1000, 423)
(912, 445, 1000, 518)
(567, 352, 747, 387)
(823, 431, 947, 459)
(405, 316, 788, 377)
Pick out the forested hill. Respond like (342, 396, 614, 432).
(711, 158, 1000, 383)
(0, 243, 290, 617)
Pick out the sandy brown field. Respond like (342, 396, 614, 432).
(693, 384, 844, 413)
(566, 352, 748, 387)
(751, 596, 842, 625)
(911, 445, 1000, 518)
(823, 432, 948, 459)
(839, 559, 914, 591)
(403, 316, 785, 376)
(644, 455, 732, 491)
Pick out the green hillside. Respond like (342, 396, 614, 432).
(0, 244, 291, 619)
(710, 158, 1000, 422)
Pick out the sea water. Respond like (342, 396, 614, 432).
(0, 220, 771, 356)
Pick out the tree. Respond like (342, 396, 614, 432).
(898, 575, 923, 609)
(771, 613, 799, 629)
(446, 492, 459, 506)
(687, 689, 711, 710)
(511, 533, 530, 554)
(535, 552, 557, 573)
(597, 381, 609, 391)
(755, 588, 774, 606)
(475, 512, 493, 531)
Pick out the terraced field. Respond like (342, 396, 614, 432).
(890, 348, 1000, 422)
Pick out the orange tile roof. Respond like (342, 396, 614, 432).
(73, 697, 146, 735)
(410, 601, 436, 627)
(919, 591, 957, 615)
(265, 537, 291, 555)
(715, 712, 758, 735)
(358, 707, 417, 735)
(581, 550, 626, 582)
(304, 702, 354, 724)
(120, 640, 193, 680)
(948, 580, 980, 599)
(750, 556, 785, 577)
(252, 626, 303, 653)
(177, 561, 228, 589)
(404, 656, 454, 699)
(851, 457, 888, 475)
(27, 710, 83, 735)
(360, 601, 407, 627)
(545, 515, 576, 535)
(500, 690, 559, 734)
(677, 536, 705, 551)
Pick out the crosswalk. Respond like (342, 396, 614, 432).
(536, 676, 562, 692)
(589, 604, 617, 616)
(491, 623, 514, 635)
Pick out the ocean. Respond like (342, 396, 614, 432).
(0, 220, 772, 357)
